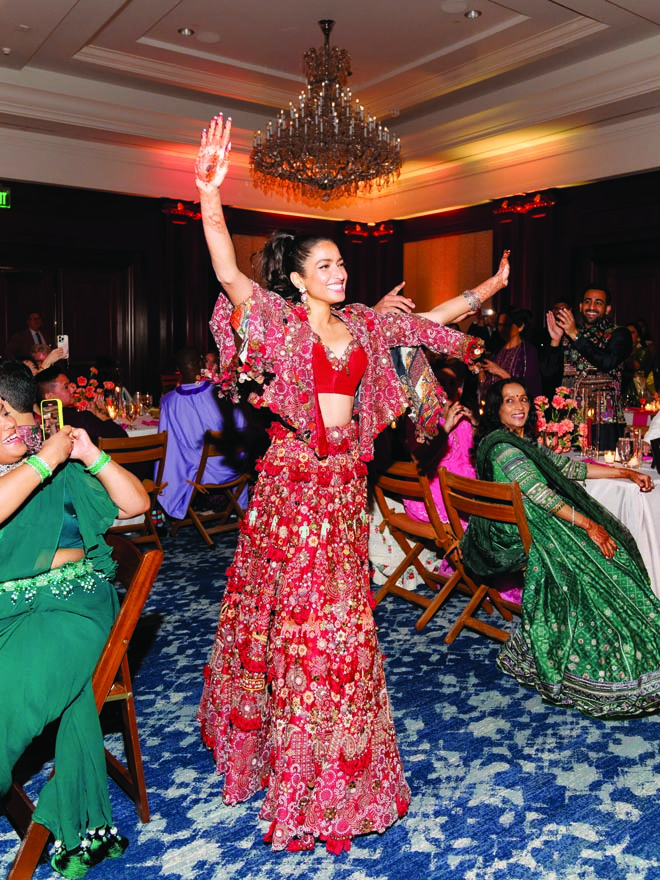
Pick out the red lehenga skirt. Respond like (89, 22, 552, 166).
(198, 422, 410, 852)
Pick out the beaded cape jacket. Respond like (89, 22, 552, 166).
(210, 282, 483, 462)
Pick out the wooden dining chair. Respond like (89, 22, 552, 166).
(371, 460, 514, 641)
(2, 535, 163, 879)
(439, 466, 532, 630)
(99, 430, 168, 552)
(169, 430, 250, 546)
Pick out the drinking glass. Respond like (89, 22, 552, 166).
(616, 437, 632, 464)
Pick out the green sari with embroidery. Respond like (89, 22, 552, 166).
(461, 430, 660, 717)
(0, 461, 119, 850)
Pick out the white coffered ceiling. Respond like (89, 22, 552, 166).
(1, 0, 659, 221)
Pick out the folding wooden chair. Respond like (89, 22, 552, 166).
(439, 466, 532, 636)
(99, 431, 168, 552)
(169, 430, 250, 546)
(2, 536, 163, 879)
(371, 460, 514, 641)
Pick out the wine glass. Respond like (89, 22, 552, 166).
(616, 437, 632, 464)
(125, 403, 139, 427)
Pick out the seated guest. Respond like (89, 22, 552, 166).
(158, 346, 248, 521)
(37, 366, 128, 445)
(479, 307, 542, 402)
(203, 350, 219, 377)
(404, 359, 477, 525)
(0, 359, 42, 453)
(0, 403, 149, 876)
(461, 378, 658, 718)
(369, 359, 475, 588)
(30, 343, 67, 373)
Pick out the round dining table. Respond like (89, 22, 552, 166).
(579, 457, 660, 598)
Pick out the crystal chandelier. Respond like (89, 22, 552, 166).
(249, 20, 402, 202)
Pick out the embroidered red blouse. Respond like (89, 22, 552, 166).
(210, 282, 483, 461)
(312, 340, 368, 396)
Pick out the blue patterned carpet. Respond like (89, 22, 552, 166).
(3, 530, 660, 879)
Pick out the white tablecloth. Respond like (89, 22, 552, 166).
(583, 460, 660, 598)
(116, 415, 160, 437)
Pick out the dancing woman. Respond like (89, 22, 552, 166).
(196, 114, 510, 852)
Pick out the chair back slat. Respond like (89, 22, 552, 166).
(439, 467, 532, 554)
(99, 431, 168, 551)
(370, 458, 516, 641)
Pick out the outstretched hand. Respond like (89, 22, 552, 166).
(372, 282, 416, 316)
(195, 114, 232, 193)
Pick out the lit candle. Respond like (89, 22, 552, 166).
(604, 450, 615, 463)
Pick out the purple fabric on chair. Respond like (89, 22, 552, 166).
(157, 381, 247, 519)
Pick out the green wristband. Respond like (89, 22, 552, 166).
(85, 450, 112, 476)
(24, 455, 53, 483)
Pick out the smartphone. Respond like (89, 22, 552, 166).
(40, 399, 63, 440)
(57, 334, 69, 359)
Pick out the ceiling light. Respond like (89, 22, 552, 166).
(249, 20, 402, 202)
(177, 27, 195, 37)
(464, 9, 482, 19)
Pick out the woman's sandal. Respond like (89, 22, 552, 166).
(86, 826, 129, 864)
(50, 841, 92, 879)
(50, 827, 128, 878)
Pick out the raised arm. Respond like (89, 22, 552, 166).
(195, 115, 253, 307)
(418, 250, 510, 325)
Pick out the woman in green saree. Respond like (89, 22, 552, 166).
(461, 378, 658, 718)
(0, 398, 149, 878)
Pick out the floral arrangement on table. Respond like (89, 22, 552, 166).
(70, 368, 116, 411)
(534, 386, 588, 452)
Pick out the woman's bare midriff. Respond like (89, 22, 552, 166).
(317, 393, 354, 428)
(51, 548, 85, 569)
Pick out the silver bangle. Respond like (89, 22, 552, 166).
(461, 289, 481, 311)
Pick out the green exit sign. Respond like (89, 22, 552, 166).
(0, 187, 10, 209)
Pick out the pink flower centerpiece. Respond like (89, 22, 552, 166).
(70, 368, 116, 411)
(535, 386, 587, 452)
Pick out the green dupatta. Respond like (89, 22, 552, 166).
(0, 461, 118, 582)
(461, 428, 647, 579)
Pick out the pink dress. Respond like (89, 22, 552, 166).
(404, 416, 475, 524)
